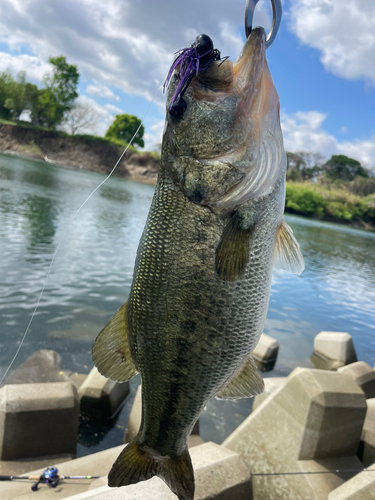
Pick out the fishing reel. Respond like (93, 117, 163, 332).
(31, 466, 60, 491)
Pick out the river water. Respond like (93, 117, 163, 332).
(1, 153, 374, 456)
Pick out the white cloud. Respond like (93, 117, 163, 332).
(337, 136, 375, 169)
(281, 110, 375, 169)
(86, 83, 120, 101)
(0, 0, 269, 105)
(143, 119, 165, 152)
(105, 104, 123, 114)
(0, 52, 51, 82)
(288, 0, 375, 83)
(77, 95, 108, 115)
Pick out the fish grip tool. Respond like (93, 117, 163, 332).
(0, 466, 100, 492)
(245, 0, 282, 46)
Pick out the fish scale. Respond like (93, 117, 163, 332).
(128, 163, 282, 459)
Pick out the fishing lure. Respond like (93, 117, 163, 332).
(163, 34, 226, 117)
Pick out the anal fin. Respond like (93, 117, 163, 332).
(216, 356, 264, 400)
(92, 302, 138, 382)
(215, 212, 254, 281)
(274, 219, 305, 275)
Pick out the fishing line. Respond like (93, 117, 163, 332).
(0, 74, 167, 386)
(251, 468, 375, 477)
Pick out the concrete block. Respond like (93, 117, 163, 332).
(252, 333, 279, 362)
(2, 350, 62, 386)
(1, 350, 87, 390)
(328, 461, 375, 500)
(0, 382, 79, 461)
(0, 454, 72, 476)
(361, 398, 375, 467)
(125, 385, 200, 445)
(338, 362, 375, 399)
(310, 352, 346, 371)
(78, 367, 129, 417)
(63, 371, 88, 390)
(252, 377, 286, 411)
(223, 368, 366, 500)
(62, 442, 252, 500)
(314, 332, 357, 364)
(0, 445, 124, 500)
(187, 434, 204, 448)
(124, 385, 142, 443)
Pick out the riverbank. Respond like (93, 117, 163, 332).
(0, 121, 160, 185)
(285, 181, 375, 232)
(1, 120, 375, 231)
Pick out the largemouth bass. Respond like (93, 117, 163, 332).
(92, 27, 304, 500)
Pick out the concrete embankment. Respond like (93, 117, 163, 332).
(0, 123, 159, 184)
(1, 332, 375, 499)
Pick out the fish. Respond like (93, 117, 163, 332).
(92, 27, 304, 500)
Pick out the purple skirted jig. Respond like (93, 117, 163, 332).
(164, 34, 224, 117)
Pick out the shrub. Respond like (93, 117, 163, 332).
(347, 176, 375, 197)
(285, 184, 325, 216)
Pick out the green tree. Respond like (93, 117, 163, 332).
(105, 114, 144, 148)
(3, 71, 30, 121)
(0, 70, 15, 120)
(35, 56, 79, 129)
(24, 83, 42, 125)
(323, 155, 369, 181)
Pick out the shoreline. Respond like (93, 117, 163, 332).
(1, 121, 374, 231)
(0, 122, 159, 185)
(284, 207, 375, 233)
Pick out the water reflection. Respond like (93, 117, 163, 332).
(21, 165, 57, 189)
(22, 195, 58, 251)
(0, 162, 14, 181)
(99, 185, 133, 203)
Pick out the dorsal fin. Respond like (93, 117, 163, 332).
(92, 302, 138, 382)
(216, 356, 264, 400)
(274, 220, 304, 275)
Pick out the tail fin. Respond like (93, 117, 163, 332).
(108, 438, 195, 500)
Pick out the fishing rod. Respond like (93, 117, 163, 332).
(0, 466, 101, 492)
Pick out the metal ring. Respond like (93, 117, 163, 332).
(245, 0, 282, 49)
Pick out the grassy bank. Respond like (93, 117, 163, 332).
(0, 118, 138, 152)
(285, 180, 375, 229)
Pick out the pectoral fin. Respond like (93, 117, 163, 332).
(215, 212, 254, 281)
(216, 356, 264, 400)
(92, 302, 138, 382)
(274, 220, 305, 275)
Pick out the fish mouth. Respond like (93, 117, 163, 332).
(210, 27, 285, 208)
(232, 27, 272, 119)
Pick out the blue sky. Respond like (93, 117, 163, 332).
(0, 0, 374, 169)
